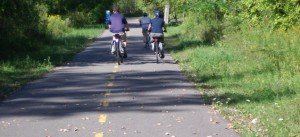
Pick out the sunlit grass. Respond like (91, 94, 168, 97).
(0, 25, 103, 100)
(166, 25, 300, 136)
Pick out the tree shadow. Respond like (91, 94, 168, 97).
(0, 27, 204, 118)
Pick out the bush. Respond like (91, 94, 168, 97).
(68, 12, 93, 28)
(47, 15, 70, 37)
(182, 13, 223, 44)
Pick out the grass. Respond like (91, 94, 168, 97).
(165, 25, 300, 137)
(0, 25, 104, 100)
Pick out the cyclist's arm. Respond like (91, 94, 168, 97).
(139, 19, 142, 26)
(123, 17, 129, 30)
(147, 24, 152, 32)
(125, 24, 129, 30)
(108, 20, 112, 30)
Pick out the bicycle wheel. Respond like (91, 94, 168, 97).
(116, 42, 121, 65)
(155, 41, 159, 64)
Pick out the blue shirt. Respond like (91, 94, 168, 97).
(150, 17, 165, 33)
(108, 13, 127, 33)
(139, 17, 151, 29)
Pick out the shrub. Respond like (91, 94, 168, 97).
(47, 15, 70, 37)
(68, 12, 93, 28)
(182, 12, 223, 44)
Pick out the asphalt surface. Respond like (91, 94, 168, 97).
(0, 18, 239, 137)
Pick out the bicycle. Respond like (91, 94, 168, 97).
(152, 36, 164, 64)
(111, 33, 125, 65)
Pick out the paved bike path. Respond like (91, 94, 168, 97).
(0, 18, 239, 137)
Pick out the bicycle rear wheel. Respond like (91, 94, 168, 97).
(155, 42, 159, 64)
(116, 42, 122, 65)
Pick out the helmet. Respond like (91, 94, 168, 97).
(154, 10, 160, 16)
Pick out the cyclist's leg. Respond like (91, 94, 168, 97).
(149, 33, 155, 50)
(111, 35, 116, 54)
(120, 32, 127, 58)
(120, 32, 127, 47)
(160, 34, 165, 58)
(142, 28, 148, 43)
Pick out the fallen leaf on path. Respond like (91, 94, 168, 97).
(81, 117, 89, 120)
(210, 118, 220, 124)
(59, 128, 70, 132)
(134, 130, 141, 133)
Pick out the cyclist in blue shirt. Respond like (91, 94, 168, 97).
(148, 10, 167, 58)
(139, 12, 151, 46)
(105, 10, 111, 27)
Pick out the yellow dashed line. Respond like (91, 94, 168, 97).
(102, 101, 109, 107)
(95, 132, 104, 137)
(95, 65, 120, 136)
(99, 114, 107, 124)
(104, 90, 112, 96)
(107, 82, 114, 87)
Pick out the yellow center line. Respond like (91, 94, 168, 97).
(95, 65, 120, 137)
(102, 101, 109, 107)
(95, 132, 104, 137)
(104, 90, 112, 96)
(99, 114, 107, 124)
(107, 82, 113, 87)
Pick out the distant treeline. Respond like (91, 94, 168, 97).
(0, 0, 141, 59)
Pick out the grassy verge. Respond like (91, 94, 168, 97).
(0, 25, 104, 101)
(165, 25, 300, 136)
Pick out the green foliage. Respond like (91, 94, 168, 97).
(183, 12, 223, 44)
(113, 0, 142, 16)
(47, 15, 70, 37)
(225, 0, 300, 29)
(45, 0, 116, 24)
(0, 1, 49, 58)
(222, 25, 300, 76)
(0, 26, 103, 101)
(68, 11, 93, 28)
(166, 25, 300, 136)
